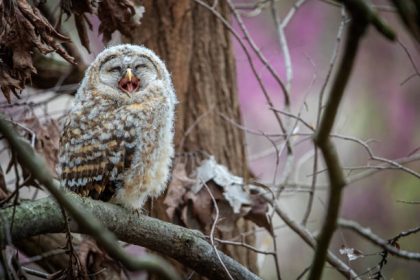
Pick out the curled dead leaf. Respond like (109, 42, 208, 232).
(97, 0, 140, 43)
(22, 117, 61, 174)
(0, 0, 74, 102)
(60, 0, 93, 53)
(78, 237, 127, 279)
(164, 163, 195, 220)
(244, 193, 271, 233)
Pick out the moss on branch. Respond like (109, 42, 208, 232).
(0, 194, 261, 280)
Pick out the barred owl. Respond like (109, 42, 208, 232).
(58, 44, 177, 209)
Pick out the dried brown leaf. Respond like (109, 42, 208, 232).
(77, 237, 127, 279)
(22, 116, 60, 174)
(164, 163, 195, 220)
(215, 200, 241, 233)
(74, 14, 91, 53)
(0, 0, 75, 102)
(181, 201, 202, 230)
(187, 182, 224, 233)
(168, 158, 269, 235)
(97, 0, 139, 43)
(244, 193, 271, 233)
(62, 0, 93, 53)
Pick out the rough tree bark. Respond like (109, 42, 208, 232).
(127, 0, 257, 276)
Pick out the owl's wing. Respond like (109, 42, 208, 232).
(59, 116, 137, 200)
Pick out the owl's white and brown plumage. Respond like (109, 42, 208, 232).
(58, 44, 176, 209)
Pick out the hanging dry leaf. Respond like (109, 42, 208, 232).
(60, 0, 94, 53)
(164, 163, 195, 220)
(215, 200, 242, 233)
(181, 200, 203, 230)
(78, 237, 127, 280)
(22, 117, 61, 174)
(244, 193, 271, 233)
(193, 156, 251, 214)
(166, 157, 269, 233)
(97, 0, 140, 43)
(0, 0, 75, 102)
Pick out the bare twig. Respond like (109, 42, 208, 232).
(203, 183, 234, 280)
(396, 200, 420, 205)
(21, 267, 49, 279)
(309, 12, 369, 280)
(225, 0, 290, 106)
(263, 196, 359, 279)
(194, 0, 289, 136)
(398, 40, 420, 85)
(331, 134, 420, 179)
(214, 238, 276, 256)
(282, 0, 308, 28)
(270, 1, 293, 93)
(338, 219, 420, 261)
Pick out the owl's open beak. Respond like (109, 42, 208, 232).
(118, 68, 140, 94)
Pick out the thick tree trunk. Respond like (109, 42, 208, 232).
(128, 0, 257, 276)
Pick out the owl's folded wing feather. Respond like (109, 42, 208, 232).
(58, 119, 136, 200)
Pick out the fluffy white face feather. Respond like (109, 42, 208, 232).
(80, 44, 177, 106)
(58, 44, 177, 210)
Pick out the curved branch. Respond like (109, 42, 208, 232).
(264, 197, 359, 279)
(309, 10, 369, 280)
(338, 219, 420, 261)
(0, 195, 261, 280)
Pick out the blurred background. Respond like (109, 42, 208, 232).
(233, 0, 420, 279)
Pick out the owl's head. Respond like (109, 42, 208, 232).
(79, 44, 175, 105)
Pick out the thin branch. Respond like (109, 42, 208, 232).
(309, 13, 369, 280)
(270, 108, 314, 131)
(21, 267, 49, 279)
(194, 0, 290, 137)
(271, 1, 293, 93)
(345, 153, 420, 184)
(263, 196, 359, 279)
(323, 0, 396, 40)
(398, 40, 420, 85)
(225, 0, 290, 106)
(282, 0, 308, 28)
(301, 147, 318, 226)
(338, 219, 420, 260)
(203, 183, 234, 280)
(214, 238, 276, 256)
(331, 134, 420, 179)
(396, 200, 420, 205)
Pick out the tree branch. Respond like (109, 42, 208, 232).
(0, 113, 261, 280)
(0, 195, 261, 280)
(263, 197, 359, 279)
(338, 219, 420, 261)
(309, 10, 369, 280)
